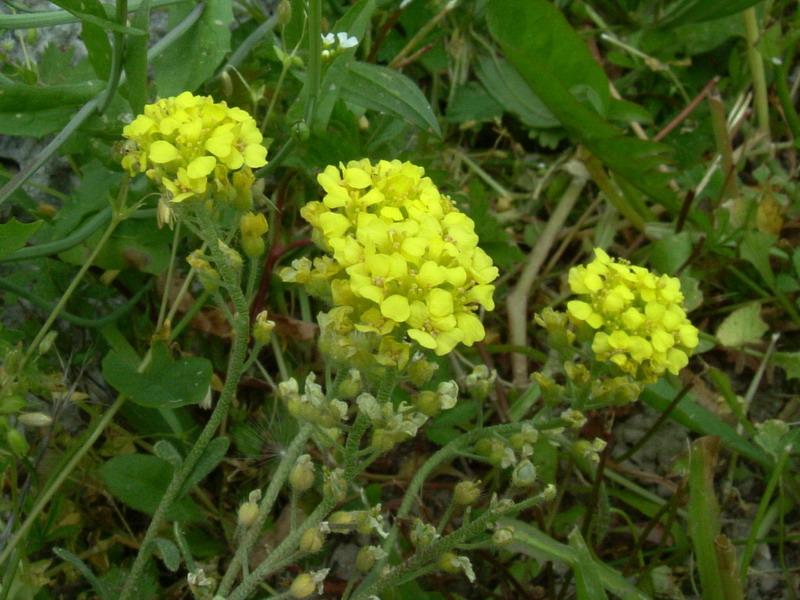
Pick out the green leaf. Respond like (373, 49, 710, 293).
(342, 62, 441, 137)
(446, 82, 502, 123)
(154, 537, 181, 572)
(568, 528, 609, 600)
(474, 56, 559, 129)
(154, 440, 183, 469)
(53, 548, 107, 599)
(486, 0, 611, 131)
(43, 0, 147, 34)
(100, 454, 200, 520)
(102, 343, 212, 408)
(334, 0, 375, 42)
(0, 81, 103, 111)
(740, 230, 776, 287)
(770, 351, 800, 380)
(153, 0, 233, 96)
(178, 437, 229, 497)
(0, 108, 76, 138)
(0, 219, 42, 260)
(122, 0, 151, 114)
(643, 379, 770, 468)
(657, 0, 764, 29)
(688, 437, 726, 600)
(716, 303, 768, 347)
(649, 231, 693, 275)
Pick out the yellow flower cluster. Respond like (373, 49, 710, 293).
(281, 159, 498, 360)
(121, 92, 267, 205)
(566, 248, 698, 382)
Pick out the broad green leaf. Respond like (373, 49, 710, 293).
(0, 219, 42, 260)
(740, 230, 776, 287)
(474, 56, 559, 129)
(446, 82, 502, 123)
(657, 0, 764, 29)
(102, 343, 212, 408)
(716, 303, 768, 347)
(122, 0, 151, 114)
(53, 548, 107, 599)
(0, 108, 76, 138)
(770, 351, 800, 380)
(153, 0, 233, 96)
(754, 420, 791, 458)
(100, 454, 200, 520)
(0, 81, 103, 111)
(342, 62, 441, 137)
(486, 0, 611, 130)
(178, 437, 229, 497)
(154, 538, 181, 572)
(649, 231, 693, 275)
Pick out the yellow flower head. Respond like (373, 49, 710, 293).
(121, 92, 267, 204)
(566, 248, 698, 382)
(282, 159, 498, 360)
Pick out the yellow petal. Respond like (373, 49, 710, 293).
(244, 144, 267, 168)
(187, 156, 216, 179)
(381, 295, 411, 322)
(149, 140, 179, 163)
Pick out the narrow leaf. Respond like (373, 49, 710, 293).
(154, 537, 181, 571)
(342, 62, 441, 137)
(178, 437, 229, 497)
(54, 547, 108, 599)
(0, 81, 104, 111)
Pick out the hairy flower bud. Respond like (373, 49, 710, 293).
(253, 310, 276, 345)
(511, 459, 537, 487)
(238, 502, 259, 526)
(300, 527, 326, 553)
(493, 525, 514, 547)
(453, 480, 481, 506)
(290, 454, 315, 492)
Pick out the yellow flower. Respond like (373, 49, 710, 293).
(283, 159, 498, 363)
(567, 248, 699, 382)
(121, 92, 267, 205)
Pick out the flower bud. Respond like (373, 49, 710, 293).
(475, 437, 507, 467)
(289, 454, 315, 492)
(232, 169, 255, 211)
(277, 0, 292, 25)
(509, 424, 538, 457)
(218, 239, 243, 271)
(6, 428, 28, 456)
(355, 545, 387, 571)
(337, 369, 362, 399)
(407, 356, 437, 387)
(328, 511, 356, 531)
(560, 409, 587, 430)
(18, 412, 52, 428)
(238, 501, 259, 526)
(300, 527, 326, 553)
(453, 480, 481, 506)
(38, 331, 57, 355)
(186, 252, 221, 292)
(438, 553, 476, 582)
(409, 518, 439, 547)
(465, 365, 494, 401)
(414, 390, 440, 417)
(542, 483, 557, 501)
(531, 372, 563, 405)
(289, 574, 315, 598)
(240, 212, 269, 258)
(323, 467, 347, 502)
(253, 311, 276, 344)
(492, 525, 514, 546)
(511, 459, 537, 487)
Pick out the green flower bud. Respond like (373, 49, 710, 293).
(38, 331, 57, 355)
(18, 412, 52, 428)
(218, 239, 243, 271)
(277, 0, 292, 25)
(465, 365, 494, 401)
(409, 518, 439, 547)
(253, 311, 276, 345)
(299, 527, 326, 553)
(531, 372, 563, 405)
(337, 369, 362, 399)
(293, 121, 310, 142)
(238, 501, 259, 526)
(407, 357, 438, 387)
(414, 391, 440, 417)
(542, 483, 557, 501)
(328, 511, 356, 532)
(492, 525, 514, 546)
(240, 212, 269, 258)
(289, 574, 316, 598)
(453, 480, 481, 506)
(289, 454, 315, 492)
(6, 428, 28, 456)
(323, 467, 347, 502)
(355, 545, 387, 571)
(560, 409, 587, 429)
(187, 252, 221, 293)
(511, 459, 537, 487)
(475, 437, 509, 467)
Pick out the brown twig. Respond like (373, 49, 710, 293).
(654, 76, 720, 142)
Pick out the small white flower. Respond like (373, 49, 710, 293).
(337, 31, 358, 49)
(187, 569, 212, 587)
(321, 33, 336, 47)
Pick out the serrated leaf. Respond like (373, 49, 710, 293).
(100, 454, 200, 520)
(0, 219, 42, 259)
(342, 62, 441, 137)
(154, 538, 181, 571)
(102, 343, 212, 408)
(716, 303, 768, 347)
(153, 0, 233, 96)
